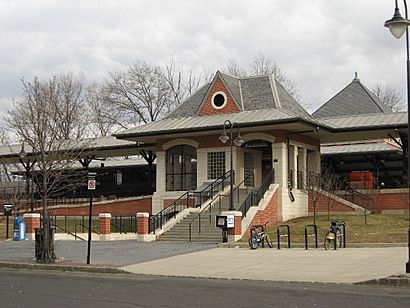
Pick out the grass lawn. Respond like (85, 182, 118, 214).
(0, 219, 14, 240)
(262, 214, 409, 244)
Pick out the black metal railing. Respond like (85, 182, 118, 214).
(343, 185, 375, 213)
(111, 215, 136, 234)
(149, 170, 233, 234)
(238, 170, 273, 218)
(187, 172, 254, 241)
(52, 215, 99, 234)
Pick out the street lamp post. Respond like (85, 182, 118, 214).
(219, 120, 244, 211)
(385, 0, 410, 273)
(18, 142, 36, 213)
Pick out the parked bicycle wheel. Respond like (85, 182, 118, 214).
(336, 234, 342, 248)
(248, 235, 259, 250)
(265, 234, 274, 248)
(324, 232, 335, 250)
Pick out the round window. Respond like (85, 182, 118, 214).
(211, 91, 227, 109)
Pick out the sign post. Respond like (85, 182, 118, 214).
(3, 204, 12, 239)
(86, 172, 96, 264)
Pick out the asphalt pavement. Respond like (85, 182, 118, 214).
(0, 239, 409, 285)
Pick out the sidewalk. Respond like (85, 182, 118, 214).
(0, 239, 409, 285)
(121, 246, 408, 284)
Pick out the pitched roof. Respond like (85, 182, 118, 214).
(115, 108, 313, 138)
(166, 71, 311, 120)
(312, 76, 392, 118)
(321, 141, 402, 155)
(317, 112, 407, 131)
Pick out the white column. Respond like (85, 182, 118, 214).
(298, 147, 307, 189)
(289, 145, 298, 188)
(272, 143, 287, 187)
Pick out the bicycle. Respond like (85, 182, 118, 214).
(248, 222, 273, 249)
(323, 221, 345, 250)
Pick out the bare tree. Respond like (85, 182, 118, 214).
(85, 82, 127, 137)
(104, 60, 203, 127)
(226, 53, 301, 102)
(52, 73, 88, 140)
(5, 76, 90, 262)
(372, 83, 405, 112)
(321, 166, 342, 221)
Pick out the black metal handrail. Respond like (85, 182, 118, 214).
(343, 184, 375, 213)
(187, 172, 253, 241)
(75, 223, 100, 236)
(149, 170, 233, 234)
(238, 170, 273, 218)
(52, 223, 86, 241)
(111, 215, 137, 234)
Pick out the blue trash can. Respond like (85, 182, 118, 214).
(13, 217, 26, 241)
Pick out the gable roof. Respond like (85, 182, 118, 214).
(312, 75, 392, 118)
(166, 71, 312, 120)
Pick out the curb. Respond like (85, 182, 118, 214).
(220, 242, 408, 249)
(0, 261, 128, 274)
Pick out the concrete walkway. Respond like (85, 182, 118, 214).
(122, 247, 408, 284)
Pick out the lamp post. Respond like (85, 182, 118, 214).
(219, 120, 244, 211)
(385, 0, 410, 273)
(18, 142, 36, 213)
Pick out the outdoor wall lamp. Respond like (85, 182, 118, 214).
(219, 120, 244, 211)
(385, 0, 410, 273)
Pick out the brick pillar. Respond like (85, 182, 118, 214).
(137, 212, 155, 242)
(98, 213, 111, 241)
(23, 213, 40, 240)
(221, 211, 243, 242)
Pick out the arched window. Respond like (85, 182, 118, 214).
(166, 145, 197, 191)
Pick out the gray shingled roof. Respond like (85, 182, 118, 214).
(321, 141, 402, 155)
(166, 83, 210, 118)
(275, 81, 312, 120)
(313, 77, 392, 118)
(318, 112, 407, 130)
(219, 72, 242, 108)
(241, 75, 276, 111)
(166, 71, 311, 121)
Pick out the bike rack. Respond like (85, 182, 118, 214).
(304, 224, 318, 249)
(277, 224, 290, 249)
(334, 221, 346, 248)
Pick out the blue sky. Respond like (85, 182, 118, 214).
(0, 0, 406, 118)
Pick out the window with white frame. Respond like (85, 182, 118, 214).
(207, 152, 225, 180)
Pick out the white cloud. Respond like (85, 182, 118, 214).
(0, 0, 407, 116)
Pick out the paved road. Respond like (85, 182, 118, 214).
(0, 269, 409, 308)
(0, 240, 217, 265)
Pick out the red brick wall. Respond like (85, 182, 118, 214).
(362, 191, 408, 212)
(137, 216, 149, 234)
(308, 193, 355, 213)
(48, 198, 152, 216)
(99, 217, 111, 234)
(245, 191, 278, 236)
(25, 217, 41, 233)
(198, 79, 240, 116)
(163, 198, 195, 208)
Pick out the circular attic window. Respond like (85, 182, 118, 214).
(211, 91, 227, 109)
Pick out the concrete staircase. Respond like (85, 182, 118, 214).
(158, 188, 252, 242)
